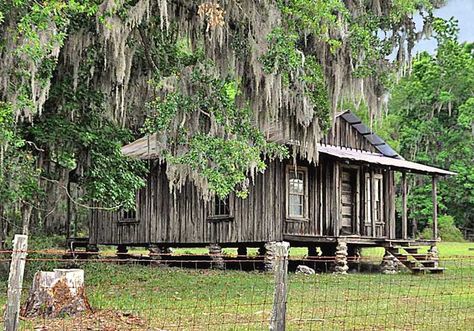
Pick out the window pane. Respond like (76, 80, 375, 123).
(289, 170, 304, 194)
(375, 178, 382, 202)
(289, 203, 303, 217)
(290, 194, 303, 206)
(288, 168, 306, 217)
(214, 196, 229, 216)
(214, 199, 220, 215)
(289, 194, 304, 216)
(123, 209, 136, 219)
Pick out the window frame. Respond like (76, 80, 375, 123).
(373, 173, 384, 224)
(365, 172, 383, 224)
(286, 165, 309, 221)
(118, 208, 139, 224)
(208, 195, 234, 222)
(365, 172, 372, 224)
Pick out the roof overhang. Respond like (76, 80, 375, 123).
(317, 144, 456, 176)
(121, 133, 160, 159)
(121, 135, 456, 176)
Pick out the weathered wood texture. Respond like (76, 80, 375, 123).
(4, 234, 28, 331)
(90, 158, 397, 246)
(269, 242, 289, 331)
(401, 172, 408, 239)
(22, 269, 91, 318)
(89, 114, 399, 246)
(321, 115, 378, 152)
(90, 160, 285, 245)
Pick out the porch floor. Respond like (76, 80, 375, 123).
(283, 234, 438, 247)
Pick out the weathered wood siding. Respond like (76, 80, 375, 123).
(321, 116, 377, 152)
(282, 157, 338, 237)
(90, 161, 285, 245)
(89, 114, 398, 246)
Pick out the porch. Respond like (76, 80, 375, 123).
(282, 234, 438, 248)
(283, 144, 455, 244)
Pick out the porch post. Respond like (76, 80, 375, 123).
(370, 171, 376, 237)
(401, 172, 408, 240)
(432, 175, 438, 240)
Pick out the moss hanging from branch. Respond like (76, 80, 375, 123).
(144, 61, 288, 198)
(0, 0, 445, 210)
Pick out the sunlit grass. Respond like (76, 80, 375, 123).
(0, 242, 472, 330)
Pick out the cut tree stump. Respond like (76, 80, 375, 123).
(21, 269, 91, 318)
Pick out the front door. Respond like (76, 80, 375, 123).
(341, 168, 358, 235)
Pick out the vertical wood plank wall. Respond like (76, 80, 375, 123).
(321, 117, 378, 152)
(90, 161, 285, 245)
(89, 114, 399, 246)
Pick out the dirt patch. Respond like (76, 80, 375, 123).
(22, 310, 154, 331)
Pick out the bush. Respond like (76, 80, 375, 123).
(420, 215, 465, 242)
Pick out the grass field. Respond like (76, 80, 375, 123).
(1, 241, 473, 330)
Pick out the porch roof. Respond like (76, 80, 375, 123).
(317, 144, 456, 176)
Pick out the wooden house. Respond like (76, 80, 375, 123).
(87, 110, 455, 273)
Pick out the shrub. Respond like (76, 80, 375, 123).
(420, 215, 465, 242)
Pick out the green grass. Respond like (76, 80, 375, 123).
(1, 242, 473, 330)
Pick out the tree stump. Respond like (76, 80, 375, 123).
(21, 269, 91, 318)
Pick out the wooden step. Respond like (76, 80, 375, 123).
(402, 247, 420, 254)
(403, 260, 417, 268)
(419, 260, 436, 267)
(410, 253, 430, 259)
(391, 253, 409, 261)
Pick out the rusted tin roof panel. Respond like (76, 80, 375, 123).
(318, 144, 455, 176)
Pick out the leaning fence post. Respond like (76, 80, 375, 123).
(4, 234, 28, 331)
(269, 241, 289, 331)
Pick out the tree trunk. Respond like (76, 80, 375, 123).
(21, 269, 91, 318)
(21, 204, 33, 236)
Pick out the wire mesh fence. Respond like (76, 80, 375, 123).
(1, 245, 473, 330)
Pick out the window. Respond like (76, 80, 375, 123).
(122, 209, 136, 220)
(373, 174, 383, 222)
(365, 173, 383, 223)
(214, 196, 230, 216)
(208, 195, 232, 221)
(119, 208, 138, 225)
(365, 173, 371, 223)
(287, 166, 308, 219)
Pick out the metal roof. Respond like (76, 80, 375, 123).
(317, 144, 456, 176)
(337, 110, 401, 159)
(121, 135, 455, 176)
(122, 111, 455, 176)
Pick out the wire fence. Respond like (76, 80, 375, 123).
(1, 245, 473, 330)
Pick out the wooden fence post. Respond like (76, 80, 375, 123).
(4, 234, 28, 331)
(269, 241, 289, 331)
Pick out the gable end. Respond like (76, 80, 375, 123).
(321, 110, 401, 159)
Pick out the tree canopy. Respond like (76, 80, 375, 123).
(387, 18, 474, 231)
(0, 0, 449, 235)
